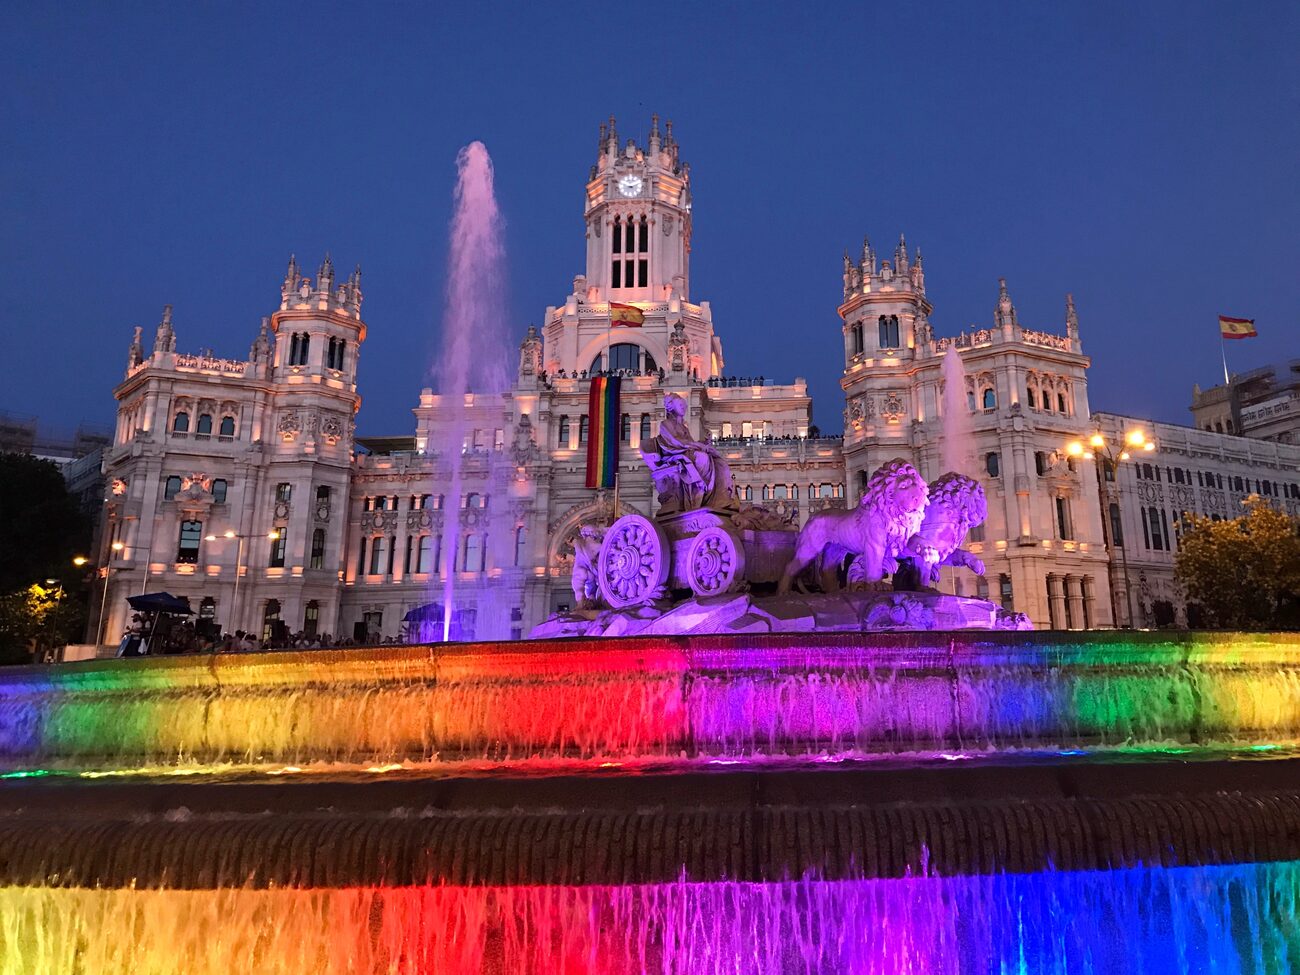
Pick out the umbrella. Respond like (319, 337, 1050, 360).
(127, 592, 194, 615)
(402, 603, 443, 623)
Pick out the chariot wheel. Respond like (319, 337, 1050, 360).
(685, 526, 746, 598)
(598, 514, 671, 608)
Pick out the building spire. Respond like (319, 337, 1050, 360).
(1065, 292, 1079, 339)
(995, 277, 1018, 330)
(127, 325, 144, 369)
(895, 233, 909, 272)
(152, 304, 175, 354)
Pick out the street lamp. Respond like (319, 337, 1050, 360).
(1066, 427, 1156, 628)
(96, 540, 126, 647)
(204, 530, 280, 633)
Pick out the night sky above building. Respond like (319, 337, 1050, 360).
(4, 1, 1297, 437)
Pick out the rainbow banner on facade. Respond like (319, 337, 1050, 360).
(586, 375, 621, 489)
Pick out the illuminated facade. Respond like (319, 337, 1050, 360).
(97, 118, 1300, 640)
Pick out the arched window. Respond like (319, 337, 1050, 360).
(878, 315, 900, 349)
(986, 452, 1001, 478)
(1034, 451, 1048, 476)
(743, 485, 753, 501)
(196, 413, 213, 436)
(463, 534, 483, 572)
(326, 338, 345, 371)
(211, 479, 227, 504)
(639, 414, 652, 442)
(851, 323, 864, 356)
(981, 388, 996, 410)
(620, 413, 632, 442)
(219, 415, 235, 437)
(558, 416, 570, 446)
(579, 415, 589, 444)
(368, 536, 386, 575)
(612, 215, 622, 254)
(288, 333, 300, 366)
(594, 343, 653, 375)
(172, 412, 190, 433)
(262, 600, 281, 643)
(1026, 387, 1037, 410)
(177, 520, 203, 564)
(164, 475, 182, 500)
(514, 525, 527, 567)
(310, 528, 326, 569)
(303, 600, 320, 637)
(1057, 392, 1068, 414)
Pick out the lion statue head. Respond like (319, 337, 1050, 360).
(923, 472, 987, 533)
(860, 458, 929, 544)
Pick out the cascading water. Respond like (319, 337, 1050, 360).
(940, 346, 975, 477)
(432, 142, 510, 642)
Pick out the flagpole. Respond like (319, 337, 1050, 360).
(1219, 332, 1231, 386)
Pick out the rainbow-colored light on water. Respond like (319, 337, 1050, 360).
(1, 630, 1299, 776)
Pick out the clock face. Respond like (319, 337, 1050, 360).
(617, 175, 643, 197)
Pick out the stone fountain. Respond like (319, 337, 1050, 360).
(533, 394, 1028, 639)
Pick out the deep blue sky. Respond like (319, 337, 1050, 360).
(4, 2, 1297, 438)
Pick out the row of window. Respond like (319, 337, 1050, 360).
(173, 412, 236, 437)
(284, 334, 349, 371)
(357, 528, 527, 577)
(1135, 463, 1299, 499)
(735, 483, 845, 502)
(557, 413, 654, 447)
(167, 519, 297, 567)
(1025, 385, 1072, 415)
(611, 215, 649, 290)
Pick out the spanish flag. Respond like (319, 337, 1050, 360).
(586, 375, 621, 489)
(610, 302, 644, 327)
(1220, 316, 1257, 340)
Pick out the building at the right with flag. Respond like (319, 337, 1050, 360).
(1191, 359, 1300, 443)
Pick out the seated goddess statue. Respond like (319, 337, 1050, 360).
(640, 394, 738, 516)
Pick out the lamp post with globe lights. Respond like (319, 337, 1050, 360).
(204, 529, 280, 633)
(1066, 427, 1156, 628)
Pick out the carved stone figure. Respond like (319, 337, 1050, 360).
(571, 524, 607, 609)
(639, 394, 737, 515)
(896, 473, 988, 589)
(778, 459, 928, 593)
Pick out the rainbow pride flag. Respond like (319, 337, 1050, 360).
(586, 375, 621, 489)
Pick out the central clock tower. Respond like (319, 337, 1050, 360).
(582, 114, 692, 303)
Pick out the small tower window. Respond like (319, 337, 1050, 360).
(878, 315, 900, 349)
(211, 479, 228, 504)
(982, 388, 997, 410)
(985, 452, 1001, 478)
(196, 413, 213, 436)
(172, 412, 189, 433)
(219, 415, 235, 438)
(558, 416, 570, 446)
(851, 323, 864, 356)
(164, 475, 182, 500)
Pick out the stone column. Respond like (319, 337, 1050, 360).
(1082, 575, 1097, 630)
(1066, 575, 1086, 631)
(1047, 574, 1066, 630)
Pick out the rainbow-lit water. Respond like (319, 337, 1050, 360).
(4, 630, 1300, 973)
(1, 631, 1299, 776)
(3, 864, 1300, 973)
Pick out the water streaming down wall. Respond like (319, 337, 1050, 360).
(431, 142, 513, 641)
(4, 863, 1300, 974)
(3, 631, 1300, 773)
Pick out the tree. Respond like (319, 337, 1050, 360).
(1175, 497, 1300, 630)
(0, 454, 91, 663)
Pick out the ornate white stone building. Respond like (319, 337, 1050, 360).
(95, 117, 1299, 641)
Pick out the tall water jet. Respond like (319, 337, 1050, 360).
(940, 346, 975, 477)
(432, 142, 509, 641)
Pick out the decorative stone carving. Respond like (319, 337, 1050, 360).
(518, 325, 542, 377)
(881, 391, 905, 423)
(639, 394, 738, 516)
(668, 323, 688, 374)
(685, 526, 746, 597)
(277, 411, 302, 441)
(779, 459, 928, 593)
(320, 413, 344, 445)
(597, 514, 671, 608)
(570, 525, 606, 609)
(511, 413, 539, 466)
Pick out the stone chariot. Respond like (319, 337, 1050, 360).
(596, 507, 794, 608)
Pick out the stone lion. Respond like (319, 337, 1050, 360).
(778, 459, 929, 593)
(897, 473, 988, 589)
